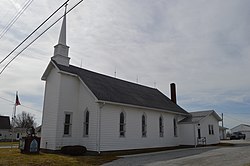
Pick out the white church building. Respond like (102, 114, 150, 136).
(40, 10, 221, 153)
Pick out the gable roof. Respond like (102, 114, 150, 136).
(46, 61, 189, 115)
(231, 124, 250, 131)
(0, 116, 11, 129)
(219, 126, 228, 130)
(179, 110, 222, 123)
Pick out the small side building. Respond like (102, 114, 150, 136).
(0, 116, 11, 141)
(219, 126, 228, 140)
(179, 110, 222, 146)
(231, 124, 250, 140)
(14, 128, 27, 140)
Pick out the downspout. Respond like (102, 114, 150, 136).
(98, 102, 105, 154)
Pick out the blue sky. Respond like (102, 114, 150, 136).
(0, 0, 249, 129)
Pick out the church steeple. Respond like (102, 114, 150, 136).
(58, 10, 67, 45)
(52, 4, 70, 66)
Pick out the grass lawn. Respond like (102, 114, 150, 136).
(0, 148, 118, 166)
(0, 141, 19, 146)
(0, 143, 235, 165)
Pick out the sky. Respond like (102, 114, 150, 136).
(0, 0, 249, 129)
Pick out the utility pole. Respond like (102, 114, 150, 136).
(222, 113, 224, 139)
(222, 113, 224, 128)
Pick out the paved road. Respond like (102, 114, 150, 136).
(103, 140, 250, 166)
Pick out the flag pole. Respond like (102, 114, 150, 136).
(11, 91, 20, 149)
(11, 102, 16, 148)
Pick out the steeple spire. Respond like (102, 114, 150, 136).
(58, 5, 67, 45)
(52, 4, 70, 66)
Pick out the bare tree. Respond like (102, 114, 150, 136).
(14, 111, 36, 128)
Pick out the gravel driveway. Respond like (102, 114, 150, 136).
(103, 140, 250, 166)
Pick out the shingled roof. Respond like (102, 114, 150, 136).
(179, 110, 221, 123)
(0, 116, 11, 130)
(49, 61, 188, 115)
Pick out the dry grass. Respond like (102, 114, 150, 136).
(0, 141, 19, 146)
(1, 144, 220, 165)
(0, 148, 118, 166)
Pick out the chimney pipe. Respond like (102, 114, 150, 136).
(170, 83, 177, 104)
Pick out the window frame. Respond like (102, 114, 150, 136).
(119, 112, 126, 137)
(159, 116, 164, 137)
(63, 112, 72, 136)
(142, 113, 147, 137)
(83, 110, 90, 137)
(208, 124, 214, 135)
(173, 118, 178, 137)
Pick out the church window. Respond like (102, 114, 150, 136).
(142, 114, 147, 137)
(173, 118, 178, 137)
(119, 112, 126, 137)
(64, 113, 72, 136)
(159, 116, 164, 137)
(84, 110, 89, 136)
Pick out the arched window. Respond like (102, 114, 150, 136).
(159, 116, 164, 137)
(84, 110, 89, 136)
(142, 114, 147, 137)
(173, 118, 177, 137)
(120, 112, 126, 137)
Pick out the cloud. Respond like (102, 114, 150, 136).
(0, 0, 249, 128)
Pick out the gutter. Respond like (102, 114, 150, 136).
(96, 100, 189, 116)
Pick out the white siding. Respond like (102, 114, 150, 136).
(43, 65, 224, 152)
(77, 80, 99, 151)
(54, 73, 80, 150)
(179, 114, 220, 146)
(41, 67, 61, 150)
(41, 68, 99, 151)
(99, 104, 182, 151)
(0, 129, 11, 140)
(244, 132, 250, 140)
(201, 115, 220, 145)
(179, 123, 195, 145)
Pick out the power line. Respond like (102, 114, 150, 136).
(0, 0, 69, 65)
(0, 0, 84, 76)
(0, 0, 34, 40)
(224, 114, 250, 124)
(0, 96, 41, 113)
(0, 96, 13, 103)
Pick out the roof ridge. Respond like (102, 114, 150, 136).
(190, 110, 214, 113)
(69, 64, 158, 91)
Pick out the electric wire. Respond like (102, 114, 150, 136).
(224, 114, 250, 124)
(0, 0, 83, 76)
(0, 0, 69, 65)
(0, 0, 34, 40)
(0, 96, 41, 113)
(0, 0, 84, 76)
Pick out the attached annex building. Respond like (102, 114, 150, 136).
(40, 13, 221, 152)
